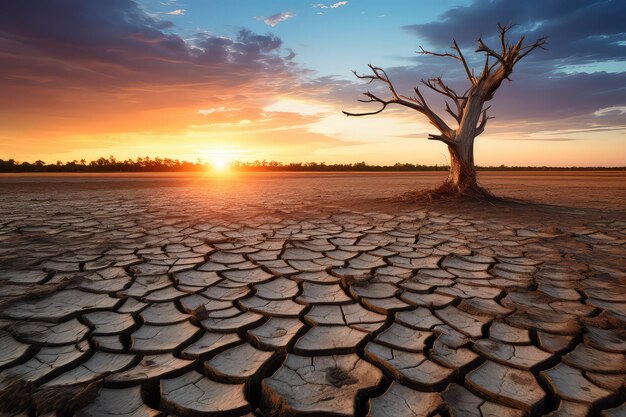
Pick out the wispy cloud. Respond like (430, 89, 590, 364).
(312, 1, 348, 9)
(197, 107, 237, 116)
(166, 9, 185, 15)
(264, 11, 295, 27)
(263, 100, 331, 116)
(594, 106, 626, 117)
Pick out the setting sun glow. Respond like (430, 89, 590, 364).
(207, 150, 233, 172)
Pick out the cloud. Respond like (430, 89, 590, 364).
(0, 0, 302, 141)
(197, 107, 237, 115)
(402, 0, 626, 67)
(264, 11, 295, 27)
(166, 9, 185, 15)
(263, 100, 331, 116)
(284, 49, 296, 60)
(312, 2, 348, 9)
(594, 106, 626, 117)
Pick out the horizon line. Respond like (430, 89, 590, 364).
(1, 157, 625, 171)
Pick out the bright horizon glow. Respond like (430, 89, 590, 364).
(203, 149, 235, 173)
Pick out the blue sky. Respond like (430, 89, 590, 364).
(1, 0, 624, 166)
(139, 0, 626, 77)
(139, 0, 468, 77)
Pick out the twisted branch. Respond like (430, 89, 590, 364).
(419, 40, 475, 85)
(343, 65, 454, 139)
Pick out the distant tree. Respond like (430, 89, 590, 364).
(344, 24, 546, 197)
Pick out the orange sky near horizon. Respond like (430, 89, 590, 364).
(3, 96, 624, 167)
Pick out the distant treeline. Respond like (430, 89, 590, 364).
(0, 157, 624, 173)
(0, 157, 205, 173)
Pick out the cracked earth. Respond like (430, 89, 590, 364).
(0, 173, 624, 417)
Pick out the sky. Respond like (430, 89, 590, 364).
(1, 0, 625, 166)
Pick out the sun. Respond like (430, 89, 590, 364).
(211, 155, 230, 172)
(204, 149, 233, 173)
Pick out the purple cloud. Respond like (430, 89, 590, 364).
(264, 11, 295, 27)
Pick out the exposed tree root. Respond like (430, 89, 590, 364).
(394, 181, 498, 203)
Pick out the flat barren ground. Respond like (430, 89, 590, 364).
(0, 172, 624, 416)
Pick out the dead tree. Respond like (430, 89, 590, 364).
(344, 24, 546, 197)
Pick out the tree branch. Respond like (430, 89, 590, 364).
(342, 106, 388, 117)
(418, 45, 460, 61)
(421, 77, 466, 101)
(343, 65, 454, 137)
(451, 39, 475, 85)
(342, 91, 390, 116)
(428, 134, 455, 147)
(421, 77, 466, 126)
(445, 101, 461, 124)
(476, 37, 504, 63)
(474, 24, 547, 101)
(479, 55, 490, 78)
(514, 37, 547, 64)
(419, 42, 475, 86)
(475, 105, 494, 136)
(497, 23, 515, 55)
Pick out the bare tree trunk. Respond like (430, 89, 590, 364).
(446, 142, 477, 192)
(443, 93, 483, 193)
